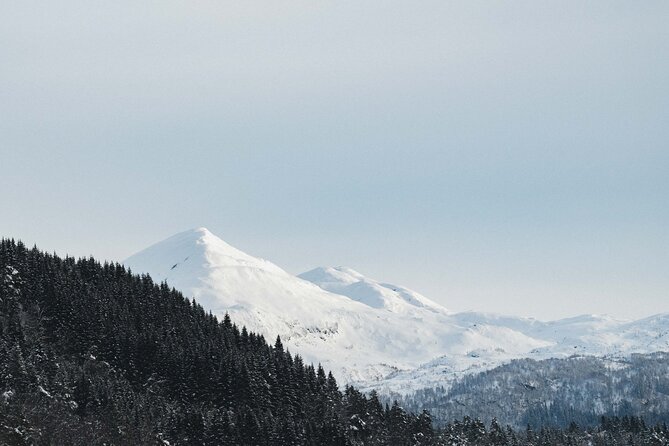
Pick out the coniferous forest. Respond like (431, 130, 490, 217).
(2, 238, 669, 445)
(397, 353, 669, 430)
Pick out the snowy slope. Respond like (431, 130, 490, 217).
(359, 312, 669, 394)
(124, 228, 669, 394)
(298, 266, 449, 315)
(124, 228, 548, 384)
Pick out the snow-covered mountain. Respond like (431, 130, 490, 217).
(298, 266, 450, 316)
(124, 228, 669, 394)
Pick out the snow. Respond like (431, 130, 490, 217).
(38, 386, 52, 398)
(298, 266, 450, 315)
(124, 228, 669, 394)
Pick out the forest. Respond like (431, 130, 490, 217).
(398, 353, 669, 430)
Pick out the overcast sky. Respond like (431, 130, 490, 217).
(1, 1, 667, 320)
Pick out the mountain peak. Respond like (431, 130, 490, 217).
(175, 226, 212, 239)
(191, 226, 213, 237)
(175, 226, 230, 247)
(124, 227, 286, 283)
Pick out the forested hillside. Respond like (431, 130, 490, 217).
(399, 354, 669, 429)
(0, 239, 432, 445)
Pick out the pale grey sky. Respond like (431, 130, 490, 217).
(1, 1, 667, 320)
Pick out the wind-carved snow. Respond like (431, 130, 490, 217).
(124, 228, 669, 394)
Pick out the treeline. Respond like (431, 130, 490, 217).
(436, 415, 669, 445)
(0, 238, 432, 445)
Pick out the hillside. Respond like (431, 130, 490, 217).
(0, 238, 432, 445)
(398, 353, 669, 429)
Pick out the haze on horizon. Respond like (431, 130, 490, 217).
(1, 1, 667, 320)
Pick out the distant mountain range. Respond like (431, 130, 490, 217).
(124, 228, 669, 394)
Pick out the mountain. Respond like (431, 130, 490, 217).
(124, 227, 361, 340)
(123, 229, 552, 387)
(359, 311, 669, 394)
(0, 238, 430, 445)
(124, 228, 669, 394)
(298, 266, 449, 316)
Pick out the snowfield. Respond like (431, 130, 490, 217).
(124, 228, 669, 394)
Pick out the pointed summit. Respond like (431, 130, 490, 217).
(125, 227, 285, 280)
(123, 229, 376, 355)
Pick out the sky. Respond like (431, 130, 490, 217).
(1, 1, 667, 320)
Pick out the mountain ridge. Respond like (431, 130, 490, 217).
(124, 228, 669, 394)
(298, 266, 450, 315)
